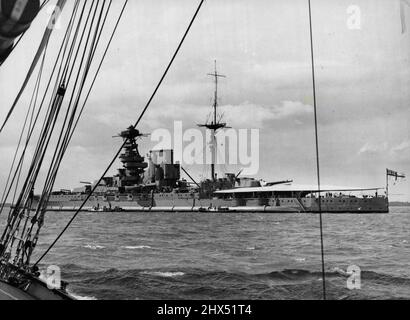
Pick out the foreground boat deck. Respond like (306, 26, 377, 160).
(0, 281, 35, 300)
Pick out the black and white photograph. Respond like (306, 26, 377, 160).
(0, 0, 409, 308)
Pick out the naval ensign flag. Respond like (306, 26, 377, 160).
(387, 169, 406, 180)
(401, 0, 410, 33)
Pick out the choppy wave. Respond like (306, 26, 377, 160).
(68, 291, 97, 300)
(294, 257, 306, 262)
(122, 245, 152, 250)
(83, 245, 105, 250)
(141, 271, 185, 278)
(59, 264, 410, 300)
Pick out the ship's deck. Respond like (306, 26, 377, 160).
(0, 280, 34, 300)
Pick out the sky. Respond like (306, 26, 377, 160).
(0, 0, 409, 201)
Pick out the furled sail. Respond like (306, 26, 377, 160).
(0, 0, 67, 133)
(0, 0, 40, 63)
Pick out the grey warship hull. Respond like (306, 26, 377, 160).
(45, 191, 389, 213)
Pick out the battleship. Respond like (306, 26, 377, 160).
(44, 63, 390, 214)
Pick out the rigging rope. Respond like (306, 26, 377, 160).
(308, 0, 327, 300)
(0, 0, 117, 275)
(0, 1, 80, 221)
(19, 1, 111, 267)
(0, 0, 68, 133)
(34, 0, 206, 267)
(0, 0, 81, 215)
(0, 37, 48, 215)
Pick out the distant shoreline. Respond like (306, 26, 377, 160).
(389, 202, 410, 207)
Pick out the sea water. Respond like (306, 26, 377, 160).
(2, 207, 409, 300)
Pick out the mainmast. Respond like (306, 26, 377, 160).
(198, 61, 227, 181)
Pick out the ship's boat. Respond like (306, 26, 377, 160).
(0, 0, 40, 63)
